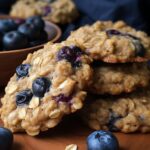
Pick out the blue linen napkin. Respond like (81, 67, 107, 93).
(61, 0, 150, 40)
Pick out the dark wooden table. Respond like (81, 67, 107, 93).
(1, 89, 150, 150)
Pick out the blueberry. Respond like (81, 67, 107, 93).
(18, 23, 41, 41)
(0, 127, 13, 150)
(57, 46, 83, 67)
(32, 77, 51, 97)
(106, 29, 121, 36)
(16, 89, 33, 106)
(87, 130, 119, 150)
(30, 30, 48, 47)
(40, 30, 48, 41)
(26, 16, 45, 30)
(30, 40, 45, 47)
(3, 31, 29, 50)
(106, 29, 146, 57)
(0, 19, 17, 33)
(16, 64, 31, 78)
(53, 94, 72, 103)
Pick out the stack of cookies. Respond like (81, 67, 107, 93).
(67, 21, 150, 133)
(1, 21, 150, 136)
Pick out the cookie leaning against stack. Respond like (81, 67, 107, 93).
(67, 20, 150, 133)
(0, 41, 93, 136)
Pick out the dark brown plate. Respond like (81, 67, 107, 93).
(0, 15, 61, 86)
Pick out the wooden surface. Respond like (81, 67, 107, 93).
(1, 90, 150, 150)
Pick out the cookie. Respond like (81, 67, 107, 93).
(0, 41, 93, 136)
(67, 21, 150, 63)
(81, 91, 150, 133)
(10, 0, 78, 24)
(89, 62, 150, 95)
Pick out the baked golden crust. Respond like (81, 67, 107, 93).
(81, 90, 150, 133)
(0, 41, 93, 136)
(89, 62, 150, 95)
(67, 21, 150, 63)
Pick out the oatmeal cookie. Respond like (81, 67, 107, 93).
(0, 41, 93, 136)
(89, 62, 150, 95)
(67, 21, 150, 63)
(81, 91, 150, 133)
(10, 0, 78, 24)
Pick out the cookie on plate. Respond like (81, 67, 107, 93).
(0, 41, 93, 136)
(10, 0, 79, 24)
(81, 90, 150, 133)
(67, 21, 150, 63)
(89, 62, 150, 95)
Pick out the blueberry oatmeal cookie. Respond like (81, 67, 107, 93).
(10, 0, 78, 24)
(67, 21, 150, 63)
(89, 62, 150, 95)
(0, 41, 93, 136)
(81, 91, 150, 133)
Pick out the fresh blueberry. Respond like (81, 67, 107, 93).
(0, 19, 17, 33)
(106, 29, 121, 36)
(16, 89, 33, 106)
(18, 23, 41, 41)
(53, 94, 72, 103)
(0, 127, 13, 150)
(3, 31, 29, 50)
(30, 30, 48, 47)
(16, 64, 31, 78)
(57, 46, 83, 67)
(32, 77, 51, 97)
(30, 40, 44, 47)
(40, 30, 48, 41)
(26, 16, 45, 30)
(87, 130, 119, 150)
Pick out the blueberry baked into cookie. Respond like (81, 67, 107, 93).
(67, 21, 150, 63)
(81, 90, 150, 133)
(10, 0, 79, 24)
(0, 41, 93, 136)
(89, 62, 150, 95)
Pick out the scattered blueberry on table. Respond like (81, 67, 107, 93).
(0, 127, 13, 150)
(0, 16, 48, 51)
(87, 130, 119, 150)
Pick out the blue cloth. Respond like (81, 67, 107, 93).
(61, 0, 150, 40)
(0, 0, 16, 13)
